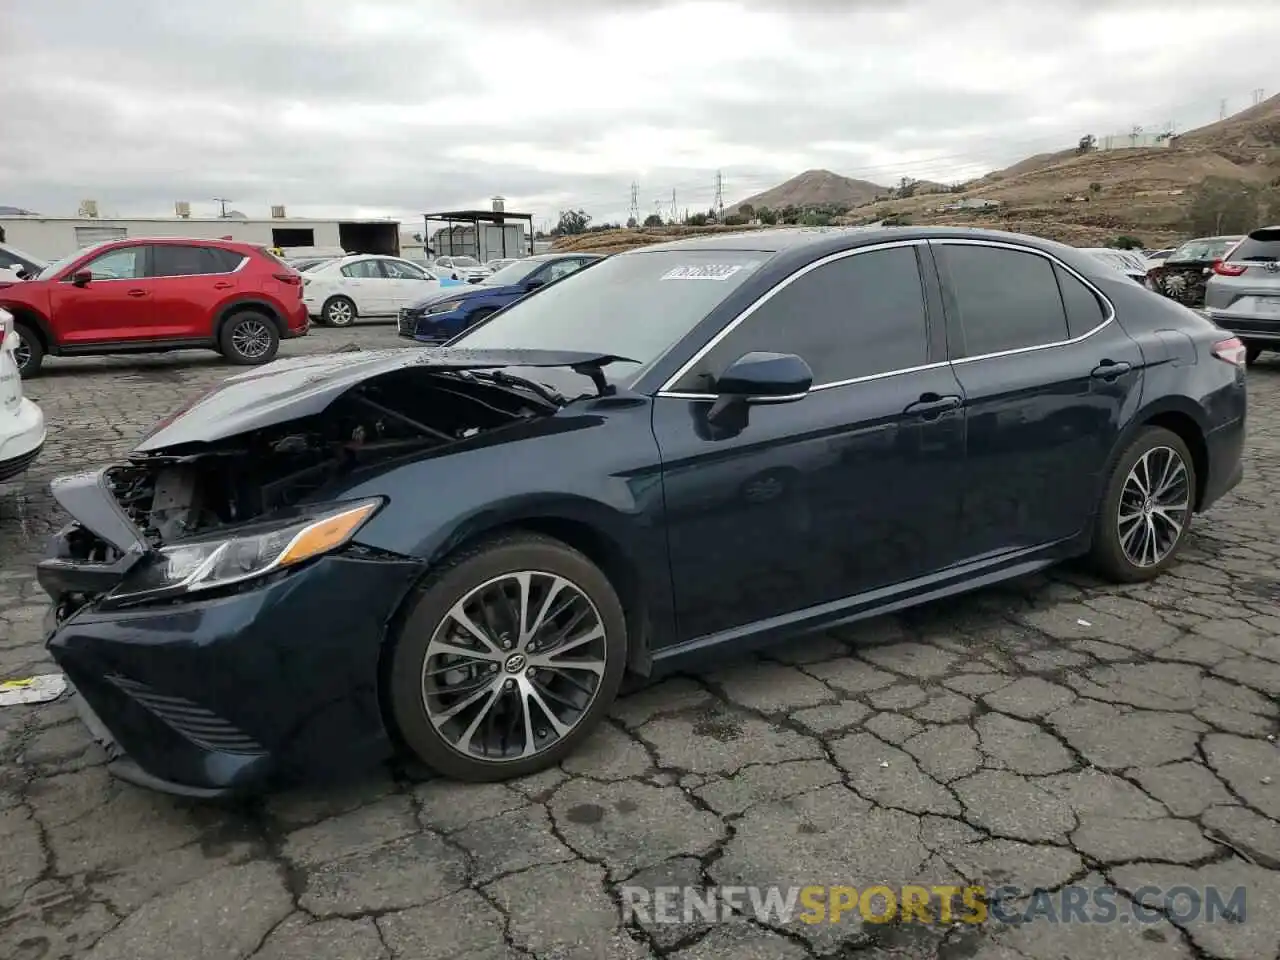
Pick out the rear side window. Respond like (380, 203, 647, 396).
(151, 245, 234, 277)
(1054, 265, 1108, 338)
(1227, 228, 1280, 263)
(676, 245, 931, 389)
(938, 245, 1069, 356)
(341, 260, 383, 279)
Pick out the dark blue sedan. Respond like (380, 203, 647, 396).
(398, 252, 603, 343)
(39, 226, 1246, 797)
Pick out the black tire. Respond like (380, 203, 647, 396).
(13, 322, 44, 378)
(1245, 342, 1264, 366)
(388, 532, 628, 782)
(1087, 426, 1197, 583)
(322, 296, 357, 327)
(218, 311, 280, 365)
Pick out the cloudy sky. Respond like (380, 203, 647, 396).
(1, 0, 1273, 227)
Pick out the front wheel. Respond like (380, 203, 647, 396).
(388, 533, 628, 781)
(1088, 426, 1196, 583)
(218, 311, 280, 365)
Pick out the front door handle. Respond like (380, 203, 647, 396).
(1091, 359, 1132, 380)
(127, 289, 148, 297)
(904, 393, 962, 420)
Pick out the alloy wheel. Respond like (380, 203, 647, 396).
(13, 334, 31, 373)
(230, 319, 272, 360)
(1117, 445, 1190, 567)
(326, 300, 354, 326)
(421, 570, 608, 762)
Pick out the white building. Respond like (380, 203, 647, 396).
(0, 213, 402, 261)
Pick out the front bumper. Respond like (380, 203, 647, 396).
(0, 397, 45, 481)
(397, 308, 456, 343)
(44, 550, 421, 797)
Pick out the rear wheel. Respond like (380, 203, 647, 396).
(388, 533, 628, 781)
(1088, 426, 1196, 583)
(1244, 341, 1264, 366)
(218, 311, 280, 365)
(13, 322, 44, 378)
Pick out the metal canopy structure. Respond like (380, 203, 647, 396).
(422, 209, 535, 259)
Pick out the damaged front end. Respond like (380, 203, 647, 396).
(38, 347, 631, 624)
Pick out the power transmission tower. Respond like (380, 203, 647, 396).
(1129, 124, 1142, 148)
(713, 171, 724, 222)
(1253, 88, 1265, 105)
(1220, 99, 1228, 119)
(628, 182, 640, 225)
(213, 197, 231, 217)
(653, 199, 664, 222)
(670, 189, 678, 223)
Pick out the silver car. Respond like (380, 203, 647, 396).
(1202, 226, 1280, 365)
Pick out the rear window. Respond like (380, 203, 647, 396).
(1227, 228, 1280, 263)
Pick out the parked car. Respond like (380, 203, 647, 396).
(0, 242, 46, 283)
(432, 255, 489, 283)
(286, 256, 339, 273)
(482, 257, 522, 275)
(303, 254, 458, 327)
(1146, 236, 1242, 307)
(0, 238, 309, 378)
(399, 253, 603, 343)
(0, 307, 45, 481)
(37, 226, 1246, 797)
(1080, 248, 1149, 283)
(1202, 225, 1280, 365)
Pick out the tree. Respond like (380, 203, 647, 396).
(555, 209, 591, 235)
(643, 213, 664, 227)
(757, 206, 777, 225)
(1187, 177, 1261, 236)
(626, 216, 638, 229)
(723, 214, 747, 226)
(898, 177, 918, 199)
(685, 212, 709, 226)
(1110, 235, 1144, 250)
(737, 203, 755, 218)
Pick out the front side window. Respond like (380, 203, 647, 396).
(673, 245, 931, 391)
(341, 259, 383, 279)
(453, 249, 768, 382)
(938, 245, 1069, 356)
(82, 247, 144, 280)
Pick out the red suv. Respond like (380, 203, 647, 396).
(0, 238, 310, 377)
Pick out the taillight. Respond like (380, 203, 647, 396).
(0, 308, 11, 341)
(1211, 337, 1247, 367)
(1212, 259, 1247, 277)
(273, 272, 301, 285)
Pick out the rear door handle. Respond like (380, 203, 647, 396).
(1091, 359, 1132, 380)
(127, 289, 148, 297)
(213, 281, 233, 289)
(904, 393, 962, 419)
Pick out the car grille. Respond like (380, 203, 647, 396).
(397, 309, 420, 336)
(105, 674, 266, 755)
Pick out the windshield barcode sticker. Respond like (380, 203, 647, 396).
(660, 264, 744, 281)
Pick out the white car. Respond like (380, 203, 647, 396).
(431, 255, 489, 283)
(0, 307, 45, 483)
(0, 242, 46, 283)
(302, 255, 444, 327)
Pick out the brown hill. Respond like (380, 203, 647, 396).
(735, 169, 886, 212)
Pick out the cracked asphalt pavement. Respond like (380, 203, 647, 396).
(2, 327, 1279, 959)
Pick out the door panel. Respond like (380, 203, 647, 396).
(49, 246, 154, 344)
(654, 367, 966, 641)
(341, 259, 391, 315)
(931, 240, 1144, 558)
(148, 245, 236, 339)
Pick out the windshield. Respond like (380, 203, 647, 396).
(1168, 238, 1239, 263)
(452, 249, 769, 381)
(482, 259, 543, 285)
(35, 241, 112, 280)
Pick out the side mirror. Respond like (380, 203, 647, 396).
(70, 270, 92, 286)
(707, 352, 813, 425)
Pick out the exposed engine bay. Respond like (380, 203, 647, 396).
(105, 369, 554, 548)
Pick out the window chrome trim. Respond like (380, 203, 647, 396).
(656, 238, 931, 397)
(929, 238, 1117, 364)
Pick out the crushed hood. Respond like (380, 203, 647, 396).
(131, 347, 635, 453)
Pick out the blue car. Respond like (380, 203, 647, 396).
(398, 253, 602, 342)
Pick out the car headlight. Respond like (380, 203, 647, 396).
(427, 300, 465, 315)
(108, 498, 382, 602)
